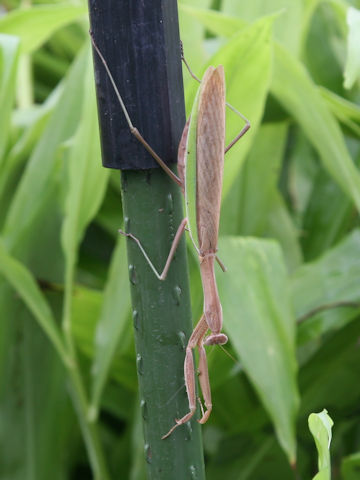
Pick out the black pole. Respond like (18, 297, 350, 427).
(88, 1, 206, 478)
(89, 1, 185, 171)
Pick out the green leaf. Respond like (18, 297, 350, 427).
(292, 229, 360, 343)
(319, 86, 360, 136)
(0, 4, 86, 54)
(0, 308, 75, 480)
(0, 240, 68, 364)
(71, 285, 103, 360)
(217, 237, 299, 464)
(71, 283, 137, 393)
(299, 140, 359, 262)
(221, 0, 303, 55)
(272, 42, 360, 213)
(344, 7, 360, 90)
(341, 451, 360, 480)
(178, 0, 213, 89)
(0, 86, 61, 221)
(179, 4, 247, 38)
(221, 122, 302, 270)
(3, 47, 88, 250)
(0, 34, 20, 166)
(308, 409, 333, 480)
(230, 123, 288, 236)
(90, 237, 131, 415)
(181, 12, 273, 198)
(216, 18, 273, 199)
(299, 316, 360, 414)
(265, 193, 303, 272)
(61, 50, 109, 271)
(177, 1, 358, 217)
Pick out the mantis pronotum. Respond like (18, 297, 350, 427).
(90, 34, 250, 438)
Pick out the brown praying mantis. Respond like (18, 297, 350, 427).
(90, 34, 250, 438)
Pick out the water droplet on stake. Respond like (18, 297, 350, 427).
(137, 354, 144, 375)
(129, 264, 138, 285)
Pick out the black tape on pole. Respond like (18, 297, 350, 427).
(88, 0, 186, 170)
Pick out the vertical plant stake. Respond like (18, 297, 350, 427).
(90, 37, 250, 438)
(88, 2, 206, 477)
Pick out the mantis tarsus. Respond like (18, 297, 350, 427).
(90, 33, 250, 438)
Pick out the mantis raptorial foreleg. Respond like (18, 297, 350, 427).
(91, 33, 250, 439)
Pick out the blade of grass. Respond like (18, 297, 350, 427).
(0, 4, 86, 54)
(0, 34, 20, 167)
(183, 6, 360, 213)
(308, 409, 333, 480)
(0, 239, 68, 364)
(217, 236, 299, 464)
(90, 236, 131, 418)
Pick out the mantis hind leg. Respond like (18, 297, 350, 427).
(197, 343, 212, 424)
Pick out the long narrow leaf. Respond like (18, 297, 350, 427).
(308, 409, 333, 480)
(3, 48, 88, 249)
(0, 240, 68, 364)
(217, 236, 299, 464)
(0, 4, 86, 54)
(90, 236, 131, 415)
(61, 50, 109, 268)
(0, 35, 20, 166)
(344, 7, 360, 90)
(271, 42, 360, 212)
(182, 7, 360, 213)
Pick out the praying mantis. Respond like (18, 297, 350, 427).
(90, 34, 250, 438)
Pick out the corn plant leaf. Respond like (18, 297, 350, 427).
(0, 34, 20, 167)
(3, 48, 88, 250)
(0, 4, 86, 54)
(179, 4, 247, 38)
(291, 229, 360, 320)
(221, 122, 303, 271)
(319, 86, 360, 136)
(217, 236, 299, 464)
(183, 7, 360, 213)
(272, 43, 360, 213)
(61, 50, 109, 270)
(90, 236, 131, 414)
(0, 86, 62, 219)
(71, 284, 137, 393)
(341, 452, 360, 480)
(291, 229, 360, 345)
(308, 409, 333, 480)
(0, 300, 75, 480)
(344, 7, 360, 90)
(0, 240, 67, 363)
(178, 0, 213, 90)
(221, 0, 303, 55)
(214, 17, 273, 199)
(182, 13, 273, 199)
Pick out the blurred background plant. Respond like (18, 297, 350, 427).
(0, 1, 360, 479)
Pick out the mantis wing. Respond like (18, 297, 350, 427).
(184, 78, 202, 253)
(184, 66, 226, 256)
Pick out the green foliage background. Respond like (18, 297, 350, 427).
(0, 0, 360, 478)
